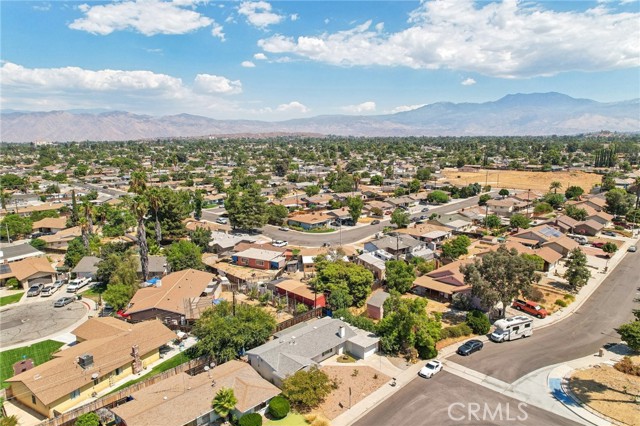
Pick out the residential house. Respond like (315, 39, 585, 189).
(574, 219, 605, 236)
(40, 226, 82, 252)
(387, 196, 418, 209)
(110, 361, 280, 426)
(6, 319, 175, 418)
(512, 225, 579, 257)
(555, 215, 579, 234)
(588, 211, 613, 228)
(397, 223, 452, 245)
(125, 269, 218, 325)
(364, 234, 432, 260)
(71, 256, 101, 280)
(477, 241, 562, 273)
(355, 250, 390, 282)
(274, 278, 326, 308)
(327, 207, 353, 224)
(366, 291, 390, 320)
(364, 200, 394, 216)
(0, 256, 56, 288)
(486, 197, 529, 217)
(209, 231, 259, 255)
(412, 260, 473, 300)
(0, 242, 44, 263)
(302, 194, 334, 208)
(136, 255, 167, 279)
(247, 317, 379, 387)
(232, 248, 286, 270)
(31, 217, 68, 234)
(434, 214, 473, 232)
(287, 212, 333, 230)
(512, 190, 543, 203)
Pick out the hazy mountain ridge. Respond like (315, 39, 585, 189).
(2, 93, 638, 142)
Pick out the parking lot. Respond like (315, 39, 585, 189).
(0, 299, 87, 347)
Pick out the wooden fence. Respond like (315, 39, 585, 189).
(36, 355, 211, 426)
(275, 307, 324, 332)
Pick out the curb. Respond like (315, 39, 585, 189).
(558, 367, 620, 426)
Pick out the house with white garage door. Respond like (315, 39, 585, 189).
(247, 317, 379, 387)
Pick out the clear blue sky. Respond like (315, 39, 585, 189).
(1, 0, 639, 120)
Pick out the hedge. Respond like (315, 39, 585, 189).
(268, 396, 290, 419)
(440, 323, 473, 340)
(465, 310, 491, 335)
(239, 413, 262, 426)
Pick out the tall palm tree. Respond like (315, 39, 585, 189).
(635, 177, 640, 209)
(129, 170, 147, 195)
(0, 187, 11, 210)
(211, 388, 237, 422)
(146, 187, 163, 246)
(352, 172, 361, 191)
(131, 195, 150, 282)
(550, 181, 562, 194)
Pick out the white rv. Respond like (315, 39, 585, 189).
(490, 316, 533, 342)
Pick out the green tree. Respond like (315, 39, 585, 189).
(466, 310, 491, 335)
(478, 194, 491, 206)
(408, 179, 421, 194)
(0, 173, 26, 189)
(190, 227, 212, 253)
(311, 259, 373, 307)
(565, 186, 584, 200)
(427, 190, 449, 204)
(565, 205, 588, 221)
(282, 366, 333, 412)
(498, 189, 510, 198)
(441, 235, 471, 260)
(602, 242, 618, 257)
(29, 238, 46, 251)
(146, 187, 163, 246)
(0, 188, 11, 210)
(166, 240, 204, 271)
(1, 214, 33, 240)
(266, 204, 289, 226)
(212, 388, 237, 422)
(346, 196, 364, 224)
(605, 188, 635, 216)
(0, 415, 20, 426)
(192, 301, 276, 361)
(305, 185, 320, 197)
(485, 214, 501, 229)
(461, 245, 540, 317)
(192, 190, 204, 220)
(370, 175, 384, 186)
(74, 412, 100, 426)
(626, 208, 640, 224)
(563, 248, 591, 291)
(509, 213, 531, 229)
(549, 181, 562, 194)
(534, 202, 553, 215)
(415, 168, 431, 181)
(617, 321, 640, 352)
(377, 295, 440, 359)
(390, 208, 410, 229)
(64, 237, 88, 268)
(128, 170, 148, 194)
(225, 184, 268, 230)
(327, 287, 353, 310)
(385, 260, 416, 294)
(129, 195, 150, 281)
(543, 192, 565, 209)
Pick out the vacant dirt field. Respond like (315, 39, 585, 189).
(568, 358, 640, 426)
(318, 366, 390, 420)
(442, 169, 602, 192)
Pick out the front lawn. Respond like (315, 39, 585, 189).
(265, 413, 307, 426)
(107, 351, 193, 394)
(0, 292, 24, 307)
(1, 340, 65, 389)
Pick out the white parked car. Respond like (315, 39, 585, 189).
(272, 240, 288, 247)
(66, 277, 90, 293)
(40, 285, 58, 297)
(216, 217, 228, 224)
(418, 360, 443, 379)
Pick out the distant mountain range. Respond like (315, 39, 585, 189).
(1, 92, 638, 142)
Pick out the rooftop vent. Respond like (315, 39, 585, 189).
(78, 354, 94, 369)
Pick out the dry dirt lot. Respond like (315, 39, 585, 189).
(568, 357, 640, 426)
(318, 366, 390, 420)
(442, 169, 602, 193)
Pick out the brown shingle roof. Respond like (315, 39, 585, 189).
(0, 256, 55, 281)
(125, 269, 215, 316)
(6, 320, 175, 406)
(72, 317, 133, 341)
(31, 217, 67, 230)
(110, 360, 280, 426)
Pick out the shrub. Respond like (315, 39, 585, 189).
(268, 396, 290, 419)
(311, 417, 331, 426)
(6, 278, 20, 290)
(528, 288, 545, 302)
(466, 310, 491, 335)
(440, 323, 473, 340)
(563, 294, 575, 301)
(304, 414, 318, 424)
(555, 299, 567, 307)
(614, 356, 640, 376)
(239, 413, 262, 426)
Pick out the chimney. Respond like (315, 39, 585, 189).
(338, 326, 345, 338)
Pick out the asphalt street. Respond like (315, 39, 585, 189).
(353, 372, 582, 426)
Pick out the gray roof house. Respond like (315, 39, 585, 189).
(364, 234, 431, 260)
(71, 256, 101, 279)
(136, 255, 167, 279)
(247, 317, 379, 387)
(0, 243, 44, 263)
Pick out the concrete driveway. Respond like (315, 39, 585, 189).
(0, 299, 87, 347)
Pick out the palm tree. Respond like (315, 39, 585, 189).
(0, 414, 20, 426)
(352, 172, 361, 191)
(0, 187, 11, 210)
(634, 177, 640, 209)
(130, 195, 150, 282)
(129, 170, 148, 195)
(146, 187, 163, 246)
(550, 181, 562, 194)
(212, 387, 237, 422)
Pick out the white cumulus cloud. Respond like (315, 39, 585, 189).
(391, 104, 425, 113)
(238, 1, 284, 28)
(194, 73, 242, 94)
(258, 0, 640, 78)
(211, 23, 225, 41)
(461, 78, 476, 86)
(276, 101, 309, 113)
(341, 101, 376, 113)
(69, 0, 214, 36)
(253, 53, 268, 60)
(241, 61, 256, 68)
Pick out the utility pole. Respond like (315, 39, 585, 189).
(5, 223, 11, 243)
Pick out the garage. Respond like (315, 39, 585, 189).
(347, 333, 380, 359)
(28, 275, 54, 286)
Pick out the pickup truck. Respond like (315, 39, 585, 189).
(512, 299, 548, 319)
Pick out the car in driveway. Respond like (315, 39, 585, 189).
(602, 231, 617, 237)
(418, 360, 443, 378)
(272, 240, 288, 247)
(27, 284, 44, 297)
(53, 296, 75, 307)
(457, 339, 484, 356)
(40, 285, 58, 297)
(53, 279, 67, 289)
(66, 278, 90, 293)
(591, 241, 605, 249)
(512, 299, 548, 318)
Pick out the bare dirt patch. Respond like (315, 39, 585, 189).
(568, 358, 640, 426)
(318, 365, 390, 420)
(442, 169, 602, 193)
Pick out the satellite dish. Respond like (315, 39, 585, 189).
(91, 373, 99, 379)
